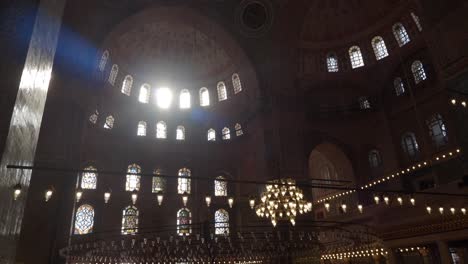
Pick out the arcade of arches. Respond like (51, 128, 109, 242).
(1, 1, 468, 264)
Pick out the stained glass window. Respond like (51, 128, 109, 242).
(89, 110, 98, 124)
(81, 166, 97, 189)
(426, 113, 448, 149)
(180, 89, 191, 109)
(126, 164, 141, 191)
(371, 36, 388, 60)
(349, 46, 364, 69)
(411, 12, 422, 31)
(178, 168, 191, 194)
(232, 73, 242, 94)
(176, 126, 185, 140)
(156, 87, 173, 109)
(200, 87, 210, 106)
(235, 123, 243, 136)
(222, 127, 230, 140)
(121, 75, 133, 96)
(394, 77, 405, 96)
(156, 121, 167, 139)
(326, 53, 339, 72)
(393, 23, 410, 47)
(99, 50, 108, 72)
(122, 206, 139, 235)
(208, 129, 216, 141)
(137, 121, 146, 136)
(177, 208, 191, 236)
(215, 209, 229, 235)
(214, 176, 227, 197)
(104, 115, 114, 129)
(401, 132, 419, 160)
(108, 64, 118, 85)
(368, 150, 382, 168)
(74, 204, 94, 235)
(411, 60, 427, 84)
(139, 84, 150, 104)
(217, 82, 227, 101)
(152, 169, 165, 193)
(359, 97, 371, 109)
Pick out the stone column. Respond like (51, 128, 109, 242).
(437, 241, 453, 264)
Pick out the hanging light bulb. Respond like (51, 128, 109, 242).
(462, 208, 466, 215)
(104, 190, 111, 204)
(397, 197, 403, 205)
(410, 197, 416, 206)
(249, 198, 255, 209)
(228, 197, 234, 208)
(131, 191, 138, 205)
(271, 219, 277, 227)
(341, 203, 347, 213)
(383, 196, 390, 205)
(450, 207, 455, 215)
(357, 204, 363, 213)
(205, 195, 211, 207)
(76, 188, 83, 202)
(45, 188, 53, 202)
(374, 195, 380, 205)
(324, 202, 330, 212)
(439, 207, 444, 215)
(182, 192, 189, 206)
(290, 218, 296, 226)
(426, 206, 432, 214)
(13, 184, 22, 201)
(157, 192, 164, 206)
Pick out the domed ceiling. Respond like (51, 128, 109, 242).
(301, 0, 403, 42)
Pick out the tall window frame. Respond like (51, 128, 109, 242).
(152, 169, 165, 193)
(199, 87, 210, 107)
(394, 77, 406, 96)
(180, 89, 191, 109)
(74, 204, 94, 235)
(411, 12, 423, 32)
(81, 166, 97, 189)
(349, 46, 364, 69)
(401, 132, 420, 160)
(426, 113, 448, 149)
(214, 209, 229, 235)
(156, 121, 167, 139)
(232, 73, 242, 94)
(121, 206, 139, 235)
(176, 126, 185, 141)
(104, 115, 114, 129)
(222, 127, 231, 140)
(178, 168, 191, 194)
(214, 176, 228, 197)
(177, 208, 192, 236)
(208, 129, 216, 141)
(108, 64, 118, 85)
(126, 164, 141, 191)
(121, 75, 133, 96)
(326, 53, 339, 72)
(217, 82, 227, 101)
(411, 60, 427, 84)
(368, 150, 382, 168)
(139, 84, 150, 104)
(99, 51, 109, 72)
(393, 23, 410, 47)
(371, 36, 389, 60)
(235, 123, 243, 136)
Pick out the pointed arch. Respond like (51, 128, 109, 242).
(214, 209, 229, 235)
(108, 64, 118, 85)
(121, 75, 133, 96)
(200, 87, 210, 106)
(122, 206, 139, 235)
(217, 82, 227, 101)
(74, 204, 94, 235)
(126, 164, 141, 191)
(177, 208, 192, 236)
(180, 89, 191, 109)
(137, 121, 147, 136)
(178, 168, 191, 194)
(371, 36, 388, 60)
(139, 84, 150, 103)
(156, 121, 167, 139)
(393, 23, 410, 46)
(232, 73, 242, 94)
(222, 127, 231, 140)
(349, 46, 364, 69)
(207, 128, 216, 141)
(411, 60, 427, 84)
(81, 166, 97, 189)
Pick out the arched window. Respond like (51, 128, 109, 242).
(104, 115, 114, 129)
(222, 127, 230, 140)
(156, 121, 167, 139)
(214, 176, 228, 197)
(177, 208, 191, 236)
(178, 168, 191, 194)
(393, 23, 410, 47)
(232, 73, 242, 94)
(411, 60, 427, 84)
(426, 113, 448, 148)
(156, 87, 173, 109)
(152, 169, 165, 193)
(180, 89, 191, 109)
(349, 46, 364, 69)
(411, 12, 422, 32)
(108, 64, 118, 85)
(235, 123, 243, 136)
(214, 209, 229, 235)
(401, 132, 420, 160)
(359, 97, 371, 109)
(394, 77, 406, 96)
(371, 36, 389, 60)
(74, 204, 94, 235)
(89, 110, 99, 124)
(200, 87, 210, 106)
(139, 84, 150, 104)
(137, 121, 146, 136)
(121, 75, 133, 96)
(121, 206, 138, 235)
(126, 164, 141, 191)
(176, 126, 185, 140)
(217, 82, 228, 101)
(368, 150, 382, 168)
(81, 166, 97, 189)
(326, 53, 339, 72)
(99, 50, 109, 72)
(207, 129, 216, 141)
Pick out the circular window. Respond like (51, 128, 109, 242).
(237, 0, 273, 37)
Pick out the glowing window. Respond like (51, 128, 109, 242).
(89, 110, 98, 124)
(152, 169, 165, 193)
(177, 208, 191, 236)
(200, 87, 210, 106)
(394, 77, 406, 96)
(371, 36, 389, 60)
(137, 121, 146, 136)
(178, 168, 191, 194)
(232, 73, 242, 94)
(104, 115, 114, 129)
(180, 89, 191, 109)
(235, 123, 243, 136)
(156, 121, 167, 139)
(222, 127, 230, 140)
(401, 132, 419, 160)
(393, 23, 410, 47)
(156, 87, 172, 109)
(217, 82, 227, 101)
(99, 50, 108, 72)
(139, 84, 150, 104)
(326, 53, 339, 72)
(126, 164, 141, 191)
(81, 166, 97, 189)
(74, 204, 94, 235)
(214, 176, 227, 197)
(208, 129, 216, 141)
(108, 64, 118, 85)
(215, 209, 229, 235)
(121, 75, 133, 96)
(426, 113, 448, 148)
(359, 97, 371, 109)
(176, 126, 185, 140)
(349, 46, 364, 69)
(411, 12, 422, 31)
(368, 150, 382, 168)
(411, 60, 427, 84)
(122, 206, 138, 235)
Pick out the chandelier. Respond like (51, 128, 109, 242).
(255, 178, 312, 226)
